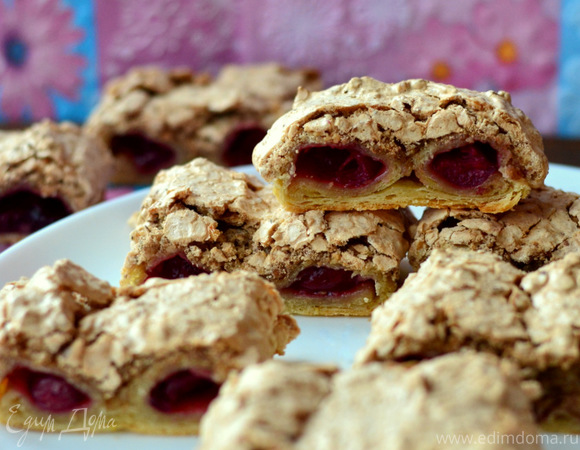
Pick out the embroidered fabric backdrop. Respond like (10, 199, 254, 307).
(0, 0, 571, 136)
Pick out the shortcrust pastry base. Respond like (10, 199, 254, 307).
(282, 283, 382, 317)
(275, 176, 529, 214)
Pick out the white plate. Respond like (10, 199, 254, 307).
(0, 163, 579, 449)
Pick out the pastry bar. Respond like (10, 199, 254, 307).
(85, 63, 321, 184)
(0, 260, 298, 435)
(409, 185, 580, 271)
(253, 77, 547, 213)
(121, 158, 412, 316)
(201, 361, 337, 450)
(356, 248, 580, 433)
(200, 355, 539, 449)
(0, 120, 113, 247)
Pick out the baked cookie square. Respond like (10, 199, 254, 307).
(0, 120, 113, 247)
(253, 77, 547, 213)
(200, 360, 337, 450)
(409, 185, 580, 271)
(200, 354, 539, 450)
(85, 63, 321, 184)
(0, 260, 298, 435)
(121, 158, 413, 316)
(356, 248, 580, 433)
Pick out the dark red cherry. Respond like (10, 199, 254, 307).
(282, 266, 374, 297)
(222, 125, 267, 167)
(0, 190, 71, 234)
(428, 143, 498, 189)
(146, 254, 207, 280)
(8, 367, 90, 413)
(149, 369, 221, 414)
(110, 133, 176, 175)
(294, 145, 387, 189)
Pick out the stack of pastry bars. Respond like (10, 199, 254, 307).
(195, 77, 580, 436)
(250, 77, 580, 432)
(121, 76, 551, 317)
(119, 157, 412, 316)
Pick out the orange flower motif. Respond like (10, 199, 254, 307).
(496, 39, 519, 65)
(431, 61, 453, 82)
(473, 0, 557, 90)
(392, 19, 481, 89)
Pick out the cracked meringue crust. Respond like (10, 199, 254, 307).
(0, 260, 299, 435)
(200, 360, 337, 450)
(85, 63, 322, 184)
(356, 249, 580, 434)
(121, 158, 413, 316)
(409, 186, 580, 271)
(200, 354, 539, 450)
(0, 120, 113, 246)
(253, 77, 547, 213)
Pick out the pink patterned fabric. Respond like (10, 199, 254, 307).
(233, 0, 559, 132)
(472, 0, 558, 91)
(0, 0, 85, 121)
(234, 0, 558, 90)
(390, 19, 483, 89)
(0, 0, 561, 134)
(96, 0, 238, 80)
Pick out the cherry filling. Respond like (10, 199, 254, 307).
(7, 367, 90, 413)
(428, 143, 499, 189)
(294, 145, 387, 189)
(110, 133, 176, 175)
(149, 369, 221, 414)
(222, 125, 267, 167)
(0, 190, 71, 234)
(146, 254, 207, 280)
(282, 266, 375, 298)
